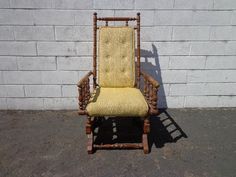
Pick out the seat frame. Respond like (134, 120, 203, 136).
(77, 12, 160, 154)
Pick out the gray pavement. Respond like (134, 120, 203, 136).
(0, 109, 235, 177)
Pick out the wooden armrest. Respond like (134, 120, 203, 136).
(140, 71, 160, 88)
(77, 71, 93, 115)
(77, 71, 93, 87)
(140, 71, 160, 115)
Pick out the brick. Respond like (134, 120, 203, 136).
(17, 57, 56, 70)
(205, 56, 236, 69)
(161, 70, 187, 83)
(0, 42, 36, 56)
(154, 10, 231, 25)
(0, 71, 3, 84)
(154, 10, 193, 25)
(141, 26, 172, 41)
(114, 10, 155, 26)
(14, 26, 54, 41)
(165, 96, 185, 108)
(42, 71, 78, 84)
(37, 42, 92, 56)
(53, 0, 93, 9)
(135, 0, 174, 9)
(57, 57, 92, 70)
(37, 42, 77, 56)
(225, 41, 236, 55)
(174, 0, 213, 9)
(7, 98, 44, 109)
(3, 71, 42, 84)
(55, 26, 92, 41)
(210, 26, 236, 40)
(75, 10, 114, 25)
(0, 0, 10, 8)
(169, 56, 206, 69)
(232, 11, 236, 25)
(192, 11, 231, 25)
(0, 98, 7, 109)
(43, 97, 77, 110)
(172, 26, 210, 40)
(0, 56, 17, 70)
(10, 0, 52, 8)
(190, 42, 226, 55)
(170, 83, 236, 96)
(213, 0, 236, 9)
(0, 85, 24, 97)
(141, 42, 190, 56)
(187, 70, 236, 83)
(94, 0, 133, 9)
(75, 42, 92, 56)
(141, 56, 169, 70)
(33, 10, 75, 25)
(185, 96, 219, 107)
(62, 85, 77, 97)
(170, 83, 204, 96)
(218, 96, 236, 107)
(0, 27, 14, 40)
(0, 9, 34, 25)
(25, 85, 61, 97)
(152, 42, 190, 55)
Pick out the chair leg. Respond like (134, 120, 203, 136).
(86, 116, 92, 134)
(86, 116, 94, 154)
(87, 132, 94, 154)
(142, 116, 150, 154)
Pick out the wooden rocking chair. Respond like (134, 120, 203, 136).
(77, 12, 160, 154)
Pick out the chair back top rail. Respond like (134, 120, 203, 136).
(97, 17, 137, 21)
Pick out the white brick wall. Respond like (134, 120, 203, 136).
(0, 0, 235, 109)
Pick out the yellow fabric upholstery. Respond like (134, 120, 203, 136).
(86, 87, 148, 117)
(98, 27, 135, 87)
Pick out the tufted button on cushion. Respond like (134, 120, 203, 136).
(121, 39, 126, 44)
(105, 38, 109, 44)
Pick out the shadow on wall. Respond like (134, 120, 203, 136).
(139, 44, 167, 108)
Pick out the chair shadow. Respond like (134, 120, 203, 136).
(149, 109, 188, 150)
(93, 44, 188, 152)
(93, 110, 187, 152)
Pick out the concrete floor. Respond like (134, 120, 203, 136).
(0, 109, 235, 177)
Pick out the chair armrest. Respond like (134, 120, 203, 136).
(77, 71, 93, 115)
(140, 71, 160, 88)
(140, 71, 160, 115)
(77, 71, 93, 87)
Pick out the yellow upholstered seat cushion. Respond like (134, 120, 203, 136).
(98, 27, 135, 87)
(86, 87, 148, 117)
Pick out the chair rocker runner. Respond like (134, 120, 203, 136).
(77, 12, 160, 154)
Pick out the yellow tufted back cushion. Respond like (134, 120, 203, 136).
(98, 27, 135, 87)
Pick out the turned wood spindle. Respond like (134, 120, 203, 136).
(149, 83, 153, 107)
(78, 86, 83, 110)
(152, 87, 158, 109)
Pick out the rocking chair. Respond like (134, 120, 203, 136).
(77, 12, 160, 154)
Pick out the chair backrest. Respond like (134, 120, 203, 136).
(92, 13, 141, 89)
(98, 27, 135, 87)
